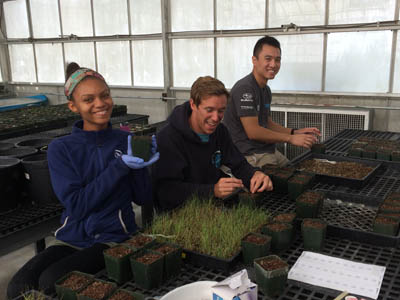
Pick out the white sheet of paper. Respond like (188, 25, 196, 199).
(288, 251, 386, 299)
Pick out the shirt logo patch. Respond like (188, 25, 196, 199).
(240, 93, 254, 102)
(211, 150, 222, 168)
(240, 105, 253, 110)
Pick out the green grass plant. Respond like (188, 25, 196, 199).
(148, 195, 269, 259)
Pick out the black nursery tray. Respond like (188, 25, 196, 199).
(181, 248, 242, 272)
(317, 190, 400, 247)
(292, 153, 382, 188)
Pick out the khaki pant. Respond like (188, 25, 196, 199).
(245, 150, 289, 168)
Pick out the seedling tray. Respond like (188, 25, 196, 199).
(292, 153, 382, 188)
(317, 190, 399, 247)
(181, 248, 242, 272)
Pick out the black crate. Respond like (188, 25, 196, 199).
(181, 249, 242, 272)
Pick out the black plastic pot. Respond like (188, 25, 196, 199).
(103, 244, 134, 284)
(241, 232, 271, 265)
(0, 146, 37, 158)
(21, 153, 58, 205)
(15, 138, 53, 150)
(130, 249, 164, 289)
(0, 157, 22, 212)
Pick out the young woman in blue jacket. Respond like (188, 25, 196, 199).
(7, 62, 159, 299)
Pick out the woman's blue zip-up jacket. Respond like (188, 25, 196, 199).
(47, 120, 151, 248)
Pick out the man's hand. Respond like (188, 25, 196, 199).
(295, 127, 321, 136)
(214, 177, 244, 198)
(250, 171, 273, 193)
(288, 133, 318, 149)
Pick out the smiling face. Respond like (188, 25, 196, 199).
(189, 94, 227, 135)
(252, 44, 281, 87)
(67, 77, 113, 131)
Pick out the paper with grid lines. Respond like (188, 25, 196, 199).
(288, 251, 385, 299)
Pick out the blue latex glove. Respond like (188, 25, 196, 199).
(121, 135, 160, 169)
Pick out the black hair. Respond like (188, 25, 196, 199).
(65, 62, 80, 82)
(253, 36, 281, 58)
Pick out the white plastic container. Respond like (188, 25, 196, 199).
(160, 281, 217, 300)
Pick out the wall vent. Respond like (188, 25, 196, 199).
(270, 105, 373, 160)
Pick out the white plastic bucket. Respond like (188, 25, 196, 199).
(160, 281, 217, 300)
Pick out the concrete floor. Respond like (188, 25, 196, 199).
(0, 205, 143, 300)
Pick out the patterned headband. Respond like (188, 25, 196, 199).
(64, 68, 106, 100)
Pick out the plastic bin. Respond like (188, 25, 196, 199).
(0, 156, 21, 212)
(21, 153, 58, 205)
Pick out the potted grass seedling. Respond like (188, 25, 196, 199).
(130, 249, 164, 289)
(287, 172, 315, 201)
(241, 232, 271, 265)
(19, 290, 50, 300)
(77, 279, 116, 300)
(107, 288, 145, 300)
(296, 191, 324, 219)
(311, 143, 326, 154)
(254, 255, 289, 297)
(301, 218, 327, 251)
(103, 244, 135, 284)
(261, 222, 293, 252)
(123, 233, 156, 251)
(152, 242, 183, 281)
(130, 135, 152, 161)
(272, 212, 296, 225)
(55, 271, 93, 300)
(373, 216, 400, 236)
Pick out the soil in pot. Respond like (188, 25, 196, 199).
(373, 216, 399, 236)
(124, 234, 155, 251)
(261, 223, 292, 252)
(130, 250, 163, 289)
(254, 255, 289, 297)
(104, 245, 134, 284)
(296, 191, 324, 219)
(77, 280, 115, 300)
(55, 271, 93, 300)
(107, 289, 144, 300)
(298, 159, 374, 179)
(153, 243, 183, 280)
(241, 233, 271, 265)
(272, 213, 296, 224)
(301, 218, 327, 251)
(130, 136, 152, 162)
